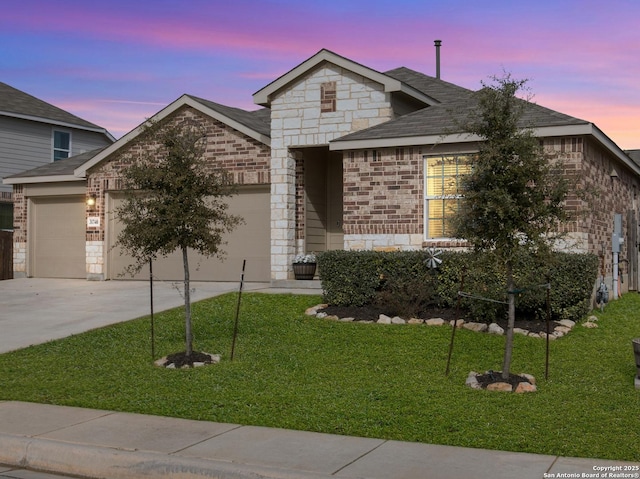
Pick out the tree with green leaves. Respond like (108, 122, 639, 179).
(452, 74, 571, 380)
(116, 117, 242, 359)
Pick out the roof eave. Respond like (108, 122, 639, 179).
(330, 122, 640, 176)
(3, 175, 83, 185)
(0, 110, 115, 142)
(330, 133, 482, 151)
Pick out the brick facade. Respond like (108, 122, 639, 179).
(334, 135, 639, 280)
(83, 106, 270, 279)
(342, 147, 424, 250)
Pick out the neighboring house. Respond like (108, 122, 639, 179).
(4, 49, 640, 291)
(0, 81, 114, 229)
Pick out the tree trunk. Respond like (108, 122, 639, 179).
(182, 246, 193, 357)
(502, 260, 516, 380)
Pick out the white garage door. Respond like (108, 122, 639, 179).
(107, 186, 270, 282)
(30, 196, 86, 278)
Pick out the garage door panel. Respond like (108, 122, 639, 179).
(31, 196, 85, 279)
(108, 187, 270, 282)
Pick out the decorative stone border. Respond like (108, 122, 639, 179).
(306, 305, 600, 339)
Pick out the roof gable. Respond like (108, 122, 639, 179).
(74, 94, 270, 178)
(0, 81, 114, 140)
(253, 49, 438, 107)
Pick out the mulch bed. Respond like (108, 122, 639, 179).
(475, 371, 531, 389)
(163, 351, 216, 368)
(319, 304, 556, 334)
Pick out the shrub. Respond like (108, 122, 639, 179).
(319, 250, 598, 323)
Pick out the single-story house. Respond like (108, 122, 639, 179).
(4, 49, 640, 289)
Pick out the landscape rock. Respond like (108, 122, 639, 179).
(408, 318, 424, 325)
(488, 323, 504, 335)
(391, 316, 406, 325)
(450, 319, 465, 328)
(466, 371, 481, 389)
(587, 315, 599, 322)
(557, 319, 576, 329)
(305, 304, 327, 316)
(339, 317, 355, 322)
(515, 382, 537, 393)
(325, 315, 340, 321)
(425, 318, 445, 326)
(463, 322, 488, 332)
(486, 382, 513, 392)
(316, 312, 328, 319)
(377, 314, 392, 324)
(520, 373, 536, 385)
(513, 328, 529, 336)
(582, 321, 598, 328)
(555, 326, 572, 334)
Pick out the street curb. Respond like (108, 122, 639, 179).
(0, 433, 335, 479)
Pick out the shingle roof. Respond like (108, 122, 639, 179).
(334, 69, 590, 143)
(0, 82, 108, 132)
(626, 150, 640, 168)
(187, 95, 270, 137)
(5, 148, 105, 179)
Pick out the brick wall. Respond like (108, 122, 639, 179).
(340, 136, 640, 267)
(342, 147, 423, 249)
(84, 106, 270, 278)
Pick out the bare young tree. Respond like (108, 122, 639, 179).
(116, 117, 242, 359)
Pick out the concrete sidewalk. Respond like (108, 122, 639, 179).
(1, 402, 637, 479)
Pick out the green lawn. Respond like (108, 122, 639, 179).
(1, 291, 639, 462)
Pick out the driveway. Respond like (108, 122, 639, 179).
(0, 278, 281, 354)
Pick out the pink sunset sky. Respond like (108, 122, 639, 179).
(2, 0, 639, 149)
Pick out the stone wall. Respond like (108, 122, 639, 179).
(270, 63, 395, 280)
(11, 185, 26, 277)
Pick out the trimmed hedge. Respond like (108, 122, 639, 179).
(317, 250, 599, 323)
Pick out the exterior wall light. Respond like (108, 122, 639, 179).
(86, 194, 97, 207)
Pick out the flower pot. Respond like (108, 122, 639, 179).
(293, 262, 316, 280)
(633, 338, 640, 379)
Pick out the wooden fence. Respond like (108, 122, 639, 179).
(0, 230, 13, 280)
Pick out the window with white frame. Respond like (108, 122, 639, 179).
(53, 130, 71, 161)
(424, 154, 473, 239)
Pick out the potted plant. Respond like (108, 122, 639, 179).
(292, 253, 317, 280)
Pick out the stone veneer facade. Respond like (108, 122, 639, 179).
(269, 64, 394, 280)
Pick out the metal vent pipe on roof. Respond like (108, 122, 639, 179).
(434, 39, 442, 79)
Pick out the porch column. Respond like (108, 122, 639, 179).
(270, 148, 296, 281)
